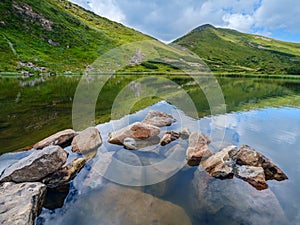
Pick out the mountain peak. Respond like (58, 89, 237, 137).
(193, 24, 215, 32)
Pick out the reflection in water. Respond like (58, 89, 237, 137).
(33, 102, 300, 225)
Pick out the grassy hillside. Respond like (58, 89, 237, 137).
(173, 24, 300, 74)
(0, 0, 152, 73)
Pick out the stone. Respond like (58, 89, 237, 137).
(0, 146, 68, 183)
(71, 127, 102, 159)
(160, 131, 180, 146)
(0, 182, 46, 225)
(201, 145, 237, 179)
(33, 129, 76, 149)
(59, 184, 192, 225)
(179, 128, 191, 140)
(235, 145, 288, 181)
(43, 158, 87, 188)
(108, 122, 160, 145)
(186, 132, 213, 166)
(142, 110, 176, 127)
(236, 165, 268, 190)
(191, 169, 289, 225)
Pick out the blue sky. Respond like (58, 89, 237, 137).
(71, 0, 300, 43)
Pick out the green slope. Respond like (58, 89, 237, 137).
(173, 24, 300, 74)
(0, 0, 152, 73)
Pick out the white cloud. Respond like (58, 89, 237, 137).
(70, 0, 300, 42)
(87, 0, 126, 23)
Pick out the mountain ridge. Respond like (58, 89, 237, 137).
(173, 24, 300, 74)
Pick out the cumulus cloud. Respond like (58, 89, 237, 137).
(71, 0, 300, 42)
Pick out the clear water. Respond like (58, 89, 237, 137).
(1, 75, 300, 225)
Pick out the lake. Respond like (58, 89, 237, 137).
(1, 74, 300, 225)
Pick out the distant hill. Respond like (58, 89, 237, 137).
(173, 24, 300, 74)
(0, 0, 153, 73)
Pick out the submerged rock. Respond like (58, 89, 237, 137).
(123, 136, 160, 150)
(60, 184, 192, 225)
(142, 110, 176, 127)
(43, 158, 87, 188)
(191, 169, 289, 225)
(33, 129, 76, 149)
(0, 182, 46, 225)
(201, 145, 237, 179)
(160, 131, 180, 146)
(71, 127, 102, 159)
(236, 165, 268, 190)
(108, 122, 160, 146)
(186, 132, 213, 166)
(235, 145, 288, 181)
(0, 146, 68, 183)
(179, 128, 191, 140)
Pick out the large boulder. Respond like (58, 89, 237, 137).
(142, 110, 176, 127)
(108, 122, 160, 146)
(186, 132, 213, 166)
(59, 184, 192, 225)
(0, 146, 68, 183)
(235, 145, 288, 181)
(33, 129, 76, 149)
(201, 145, 237, 179)
(43, 158, 87, 188)
(0, 182, 46, 225)
(191, 169, 289, 225)
(71, 127, 102, 159)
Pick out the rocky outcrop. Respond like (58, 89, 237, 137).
(108, 122, 160, 146)
(235, 145, 288, 181)
(59, 184, 192, 225)
(43, 158, 87, 188)
(142, 110, 176, 127)
(201, 145, 237, 179)
(186, 132, 213, 166)
(191, 169, 288, 225)
(0, 146, 68, 183)
(160, 131, 180, 146)
(71, 127, 102, 159)
(0, 182, 46, 225)
(33, 129, 76, 149)
(193, 144, 287, 190)
(236, 165, 268, 190)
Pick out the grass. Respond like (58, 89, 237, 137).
(174, 24, 300, 74)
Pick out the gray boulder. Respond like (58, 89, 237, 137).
(0, 146, 68, 183)
(142, 110, 176, 127)
(0, 182, 46, 225)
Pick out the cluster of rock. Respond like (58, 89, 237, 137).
(0, 127, 102, 225)
(0, 110, 288, 224)
(186, 131, 288, 190)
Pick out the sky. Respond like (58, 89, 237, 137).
(70, 0, 300, 43)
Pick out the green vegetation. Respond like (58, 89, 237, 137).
(174, 24, 300, 74)
(1, 75, 300, 154)
(0, 0, 151, 73)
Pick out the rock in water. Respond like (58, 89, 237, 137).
(71, 127, 102, 159)
(33, 129, 76, 149)
(0, 146, 68, 183)
(0, 182, 46, 225)
(191, 169, 289, 225)
(43, 158, 87, 188)
(142, 110, 176, 127)
(108, 122, 160, 145)
(60, 184, 192, 225)
(160, 131, 180, 146)
(201, 145, 237, 179)
(236, 165, 268, 190)
(235, 145, 288, 181)
(186, 132, 213, 166)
